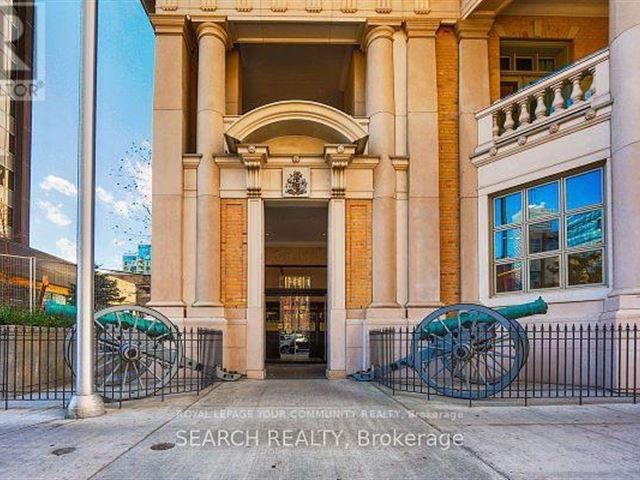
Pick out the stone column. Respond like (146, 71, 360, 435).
(149, 16, 189, 314)
(325, 144, 354, 378)
(365, 25, 400, 313)
(225, 49, 242, 115)
(456, 18, 493, 302)
(393, 29, 408, 158)
(406, 20, 441, 318)
(193, 23, 228, 314)
(607, 1, 640, 319)
(392, 157, 409, 310)
(240, 145, 268, 379)
(182, 154, 201, 307)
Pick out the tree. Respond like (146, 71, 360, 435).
(109, 141, 152, 245)
(69, 270, 125, 309)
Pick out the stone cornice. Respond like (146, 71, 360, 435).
(455, 16, 495, 40)
(405, 19, 441, 38)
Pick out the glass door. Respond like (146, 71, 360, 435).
(265, 289, 326, 362)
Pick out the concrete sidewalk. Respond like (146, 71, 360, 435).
(0, 380, 638, 480)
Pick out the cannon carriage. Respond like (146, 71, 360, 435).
(45, 303, 241, 401)
(354, 298, 548, 399)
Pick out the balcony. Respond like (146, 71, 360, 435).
(472, 48, 611, 166)
(474, 49, 613, 307)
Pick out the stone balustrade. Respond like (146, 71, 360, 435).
(474, 48, 610, 157)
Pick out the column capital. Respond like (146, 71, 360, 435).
(390, 155, 409, 171)
(455, 16, 495, 40)
(363, 24, 397, 50)
(195, 21, 230, 48)
(151, 15, 198, 54)
(325, 144, 356, 198)
(239, 144, 269, 197)
(150, 14, 188, 35)
(404, 19, 441, 38)
(182, 153, 202, 170)
(390, 155, 408, 198)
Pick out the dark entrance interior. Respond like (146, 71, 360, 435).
(264, 202, 327, 379)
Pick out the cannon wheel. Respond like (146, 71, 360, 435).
(411, 304, 528, 399)
(64, 305, 182, 401)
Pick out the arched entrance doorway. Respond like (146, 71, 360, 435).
(219, 100, 374, 379)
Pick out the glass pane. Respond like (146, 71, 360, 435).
(528, 182, 559, 218)
(568, 250, 603, 286)
(496, 263, 523, 293)
(494, 193, 522, 226)
(567, 210, 603, 248)
(529, 220, 560, 253)
(515, 57, 533, 71)
(566, 169, 603, 211)
(539, 57, 556, 72)
(494, 228, 522, 260)
(529, 256, 560, 289)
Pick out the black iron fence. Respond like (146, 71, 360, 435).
(368, 323, 638, 405)
(0, 325, 223, 409)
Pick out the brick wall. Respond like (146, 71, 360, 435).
(346, 199, 372, 309)
(436, 26, 461, 305)
(221, 199, 247, 307)
(489, 16, 609, 102)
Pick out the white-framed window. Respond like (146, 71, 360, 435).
(491, 165, 605, 295)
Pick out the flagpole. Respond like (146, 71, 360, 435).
(67, 0, 105, 419)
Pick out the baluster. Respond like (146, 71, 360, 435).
(492, 112, 500, 138)
(503, 106, 515, 133)
(534, 90, 547, 121)
(551, 82, 564, 114)
(570, 73, 584, 104)
(518, 97, 530, 127)
(587, 66, 597, 98)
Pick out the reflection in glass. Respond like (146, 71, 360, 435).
(566, 169, 602, 211)
(529, 220, 559, 253)
(528, 182, 559, 218)
(567, 210, 603, 248)
(494, 228, 522, 259)
(529, 256, 560, 289)
(494, 193, 522, 226)
(496, 263, 523, 293)
(568, 250, 603, 285)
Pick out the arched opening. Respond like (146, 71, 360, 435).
(225, 100, 368, 155)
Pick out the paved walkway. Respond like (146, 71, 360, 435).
(0, 380, 639, 479)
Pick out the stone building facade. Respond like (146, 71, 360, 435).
(143, 0, 640, 378)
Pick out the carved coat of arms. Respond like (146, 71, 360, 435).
(284, 169, 308, 197)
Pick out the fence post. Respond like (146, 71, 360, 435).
(633, 326, 637, 404)
(2, 327, 8, 410)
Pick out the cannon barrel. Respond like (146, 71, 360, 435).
(421, 297, 548, 337)
(44, 301, 171, 338)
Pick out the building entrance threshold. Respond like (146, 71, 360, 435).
(266, 362, 327, 379)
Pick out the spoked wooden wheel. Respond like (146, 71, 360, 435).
(411, 304, 528, 399)
(64, 305, 182, 401)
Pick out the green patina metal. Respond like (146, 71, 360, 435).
(44, 301, 170, 338)
(421, 297, 548, 337)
